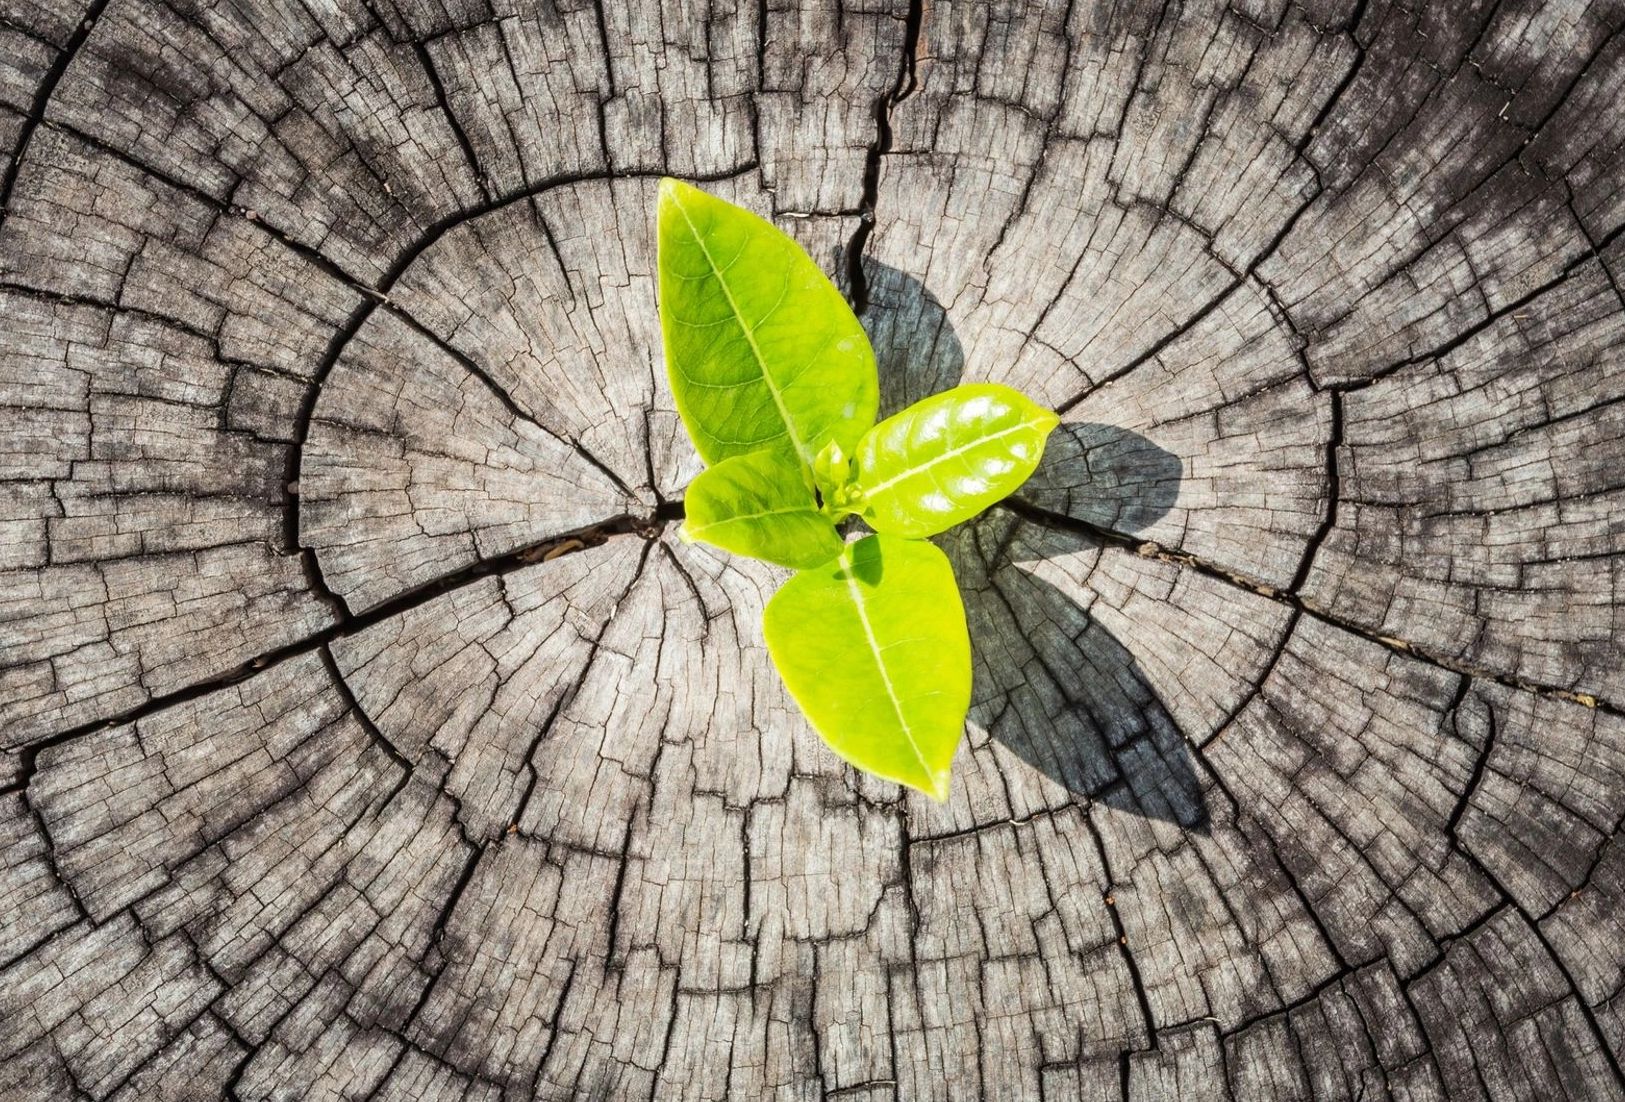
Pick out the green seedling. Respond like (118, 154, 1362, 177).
(658, 178, 1059, 800)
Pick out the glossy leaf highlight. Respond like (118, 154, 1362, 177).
(658, 178, 878, 469)
(852, 383, 1060, 538)
(763, 534, 971, 800)
(680, 450, 842, 569)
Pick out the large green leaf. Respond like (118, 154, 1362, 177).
(680, 449, 842, 569)
(763, 534, 971, 800)
(852, 382, 1060, 538)
(658, 178, 878, 469)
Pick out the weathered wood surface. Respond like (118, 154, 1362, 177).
(2, 0, 1624, 1098)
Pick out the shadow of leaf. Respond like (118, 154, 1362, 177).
(861, 258, 1204, 829)
(1023, 420, 1185, 535)
(950, 513, 1210, 832)
(862, 259, 967, 418)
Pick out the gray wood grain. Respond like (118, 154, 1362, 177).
(2, 0, 1624, 1098)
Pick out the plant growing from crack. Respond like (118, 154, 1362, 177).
(658, 179, 1059, 800)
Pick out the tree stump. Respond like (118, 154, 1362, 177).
(2, 1, 1624, 1098)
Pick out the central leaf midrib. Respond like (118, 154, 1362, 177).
(688, 503, 823, 534)
(841, 557, 933, 784)
(862, 420, 1036, 497)
(671, 195, 813, 467)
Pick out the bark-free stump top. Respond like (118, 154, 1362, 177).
(2, 2, 1624, 1099)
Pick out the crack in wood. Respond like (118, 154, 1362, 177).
(845, 0, 923, 316)
(1003, 497, 1623, 719)
(5, 511, 668, 792)
(0, 0, 113, 231)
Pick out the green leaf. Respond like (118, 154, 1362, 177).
(763, 534, 971, 800)
(658, 178, 878, 470)
(811, 438, 865, 515)
(852, 382, 1060, 538)
(680, 450, 842, 569)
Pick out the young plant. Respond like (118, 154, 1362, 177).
(658, 178, 1059, 800)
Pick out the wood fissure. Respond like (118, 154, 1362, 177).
(1004, 498, 1624, 718)
(4, 513, 666, 793)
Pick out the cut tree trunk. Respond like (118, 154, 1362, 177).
(3, 1, 1624, 1099)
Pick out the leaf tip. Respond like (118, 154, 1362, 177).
(659, 177, 708, 213)
(920, 769, 952, 803)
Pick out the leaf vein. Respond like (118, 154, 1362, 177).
(669, 192, 813, 466)
(841, 557, 934, 784)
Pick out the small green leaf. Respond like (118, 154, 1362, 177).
(811, 439, 848, 503)
(658, 178, 879, 470)
(680, 450, 842, 569)
(852, 382, 1060, 538)
(763, 534, 971, 800)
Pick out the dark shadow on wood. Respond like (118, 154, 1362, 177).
(862, 259, 1205, 830)
(1023, 420, 1187, 536)
(863, 257, 967, 419)
(954, 513, 1210, 832)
